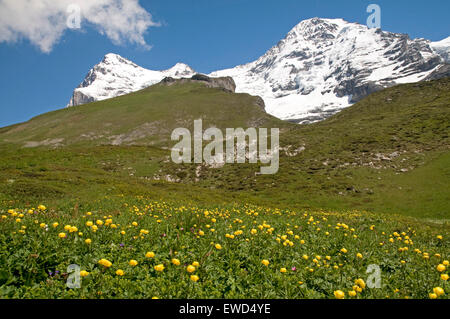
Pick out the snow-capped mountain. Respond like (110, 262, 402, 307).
(430, 36, 450, 63)
(68, 18, 450, 123)
(211, 18, 448, 123)
(68, 53, 195, 106)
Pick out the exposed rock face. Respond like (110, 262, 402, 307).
(161, 74, 236, 93)
(424, 64, 450, 81)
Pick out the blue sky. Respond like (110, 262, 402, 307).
(0, 0, 449, 127)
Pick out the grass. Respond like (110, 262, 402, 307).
(0, 77, 448, 298)
(0, 197, 448, 298)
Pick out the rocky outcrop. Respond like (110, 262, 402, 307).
(160, 74, 236, 93)
(424, 64, 450, 81)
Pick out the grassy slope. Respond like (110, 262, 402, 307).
(0, 79, 449, 220)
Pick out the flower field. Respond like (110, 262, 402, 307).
(0, 196, 448, 299)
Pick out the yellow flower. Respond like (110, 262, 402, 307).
(64, 225, 71, 231)
(129, 260, 138, 266)
(443, 260, 449, 266)
(261, 259, 270, 266)
(86, 221, 93, 227)
(198, 230, 205, 236)
(172, 258, 181, 266)
(192, 261, 200, 267)
(280, 268, 287, 273)
(215, 244, 222, 250)
(433, 287, 444, 296)
(116, 269, 125, 276)
(437, 235, 443, 240)
(302, 255, 309, 260)
(355, 278, 366, 289)
(186, 265, 196, 273)
(190, 275, 199, 282)
(356, 253, 363, 259)
(429, 293, 438, 299)
(98, 259, 112, 268)
(37, 205, 46, 211)
(96, 220, 103, 226)
(441, 274, 449, 281)
(132, 221, 138, 226)
(437, 264, 446, 272)
(58, 232, 66, 238)
(145, 251, 155, 258)
(348, 290, 357, 297)
(340, 248, 348, 254)
(154, 264, 165, 272)
(85, 238, 92, 244)
(80, 270, 89, 277)
(334, 290, 345, 299)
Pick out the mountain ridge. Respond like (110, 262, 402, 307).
(67, 17, 450, 123)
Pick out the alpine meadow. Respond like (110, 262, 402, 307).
(0, 11, 449, 301)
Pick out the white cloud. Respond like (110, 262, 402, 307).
(0, 0, 159, 53)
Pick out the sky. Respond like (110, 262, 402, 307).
(0, 0, 449, 127)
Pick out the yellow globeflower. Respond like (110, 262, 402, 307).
(145, 251, 155, 258)
(441, 274, 449, 281)
(154, 264, 165, 272)
(348, 290, 357, 297)
(129, 260, 138, 266)
(192, 261, 200, 267)
(340, 248, 348, 254)
(58, 232, 66, 238)
(334, 290, 345, 299)
(355, 278, 366, 289)
(86, 221, 93, 227)
(433, 287, 444, 296)
(215, 244, 222, 250)
(116, 269, 125, 276)
(80, 270, 89, 277)
(172, 258, 181, 266)
(437, 264, 446, 272)
(98, 259, 112, 268)
(280, 268, 287, 273)
(261, 259, 270, 266)
(356, 253, 363, 259)
(190, 275, 199, 282)
(85, 238, 92, 244)
(186, 265, 196, 273)
(429, 293, 438, 299)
